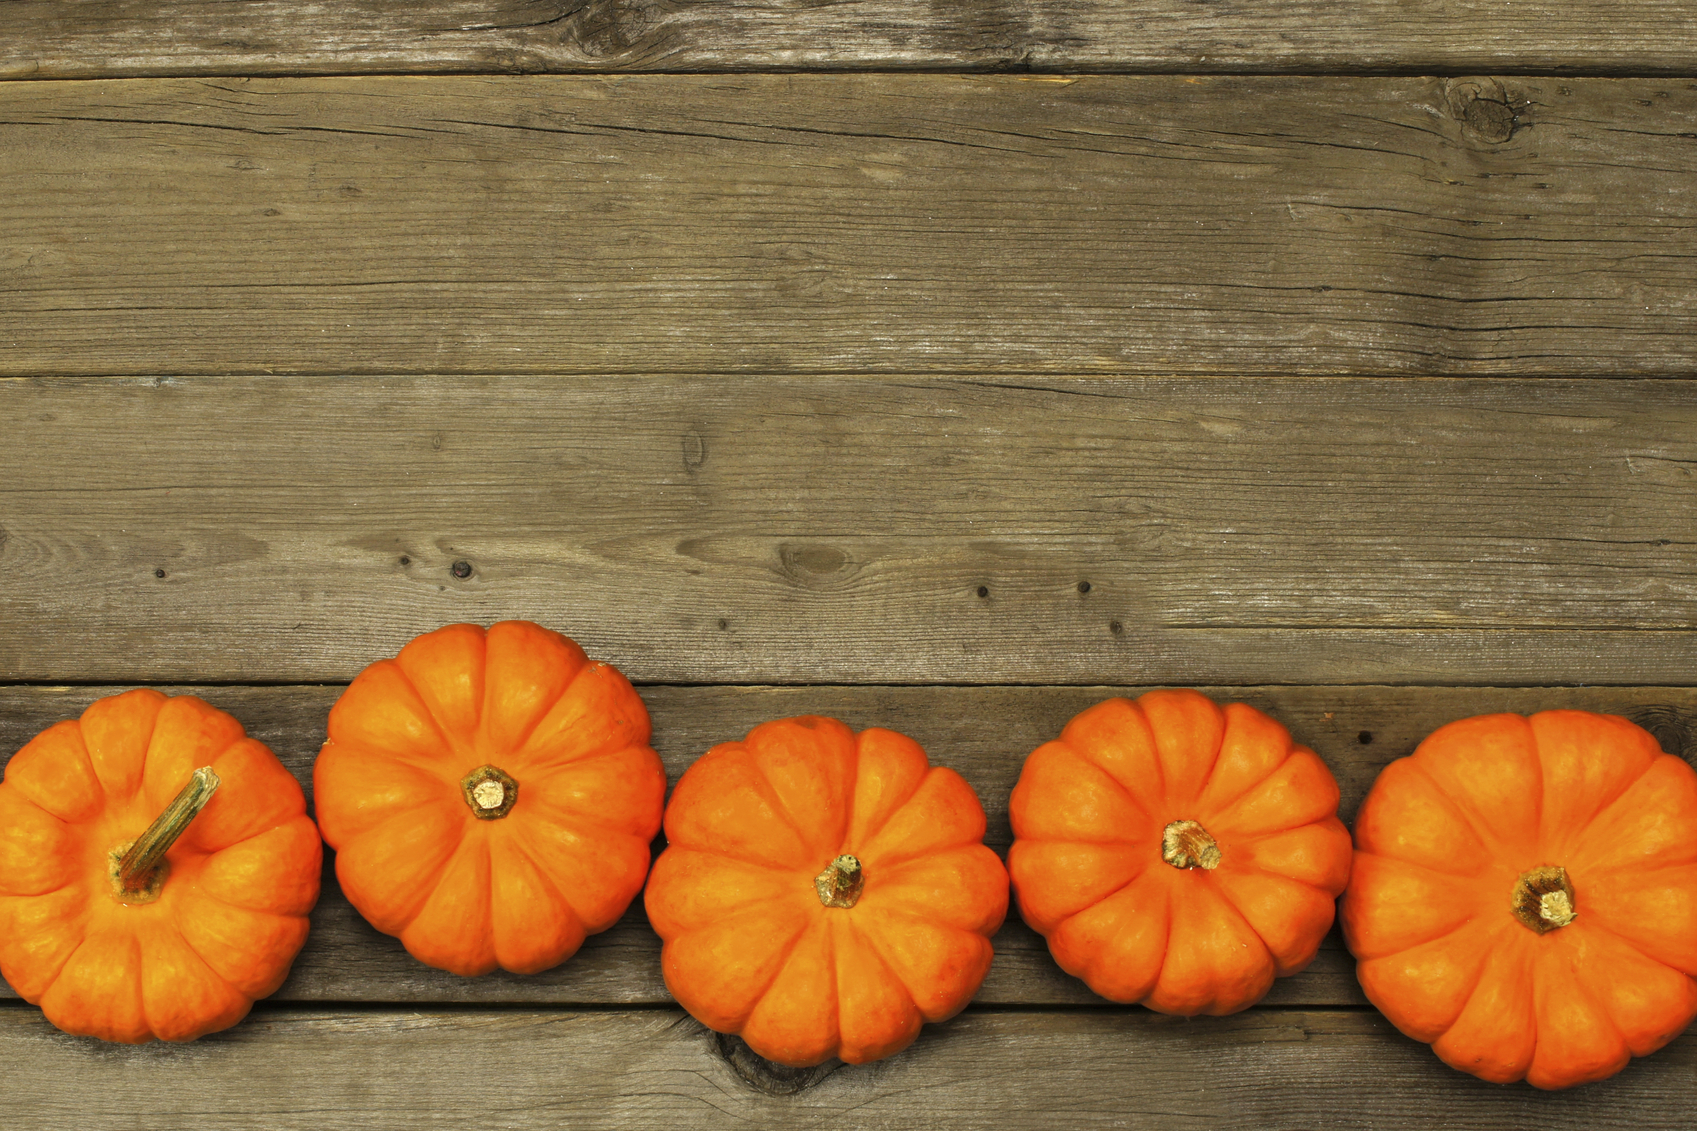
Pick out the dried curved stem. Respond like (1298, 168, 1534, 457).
(114, 766, 221, 896)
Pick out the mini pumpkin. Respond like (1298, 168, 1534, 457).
(0, 689, 321, 1042)
(645, 716, 1009, 1066)
(314, 620, 666, 976)
(1009, 690, 1352, 1014)
(1343, 709, 1697, 1089)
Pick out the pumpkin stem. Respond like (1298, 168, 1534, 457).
(1162, 819, 1222, 870)
(815, 854, 864, 908)
(1511, 865, 1577, 934)
(460, 765, 519, 820)
(110, 766, 221, 901)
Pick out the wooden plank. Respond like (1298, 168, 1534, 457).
(4, 375, 1696, 684)
(4, 0, 1697, 80)
(3, 75, 1695, 378)
(4, 683, 1692, 1006)
(1, 1004, 1694, 1129)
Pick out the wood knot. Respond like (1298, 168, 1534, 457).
(574, 0, 654, 58)
(779, 542, 853, 587)
(1625, 704, 1695, 762)
(681, 430, 707, 473)
(1446, 78, 1524, 144)
(1463, 98, 1516, 143)
(713, 1033, 842, 1094)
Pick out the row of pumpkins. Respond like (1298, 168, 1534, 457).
(1, 620, 1693, 1091)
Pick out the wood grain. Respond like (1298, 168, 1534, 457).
(3, 76, 1695, 378)
(4, 0, 1697, 80)
(4, 375, 1696, 684)
(2, 1004, 1694, 1129)
(3, 683, 1692, 1006)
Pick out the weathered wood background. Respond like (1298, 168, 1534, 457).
(4, 76, 1696, 377)
(3, 4, 1695, 1127)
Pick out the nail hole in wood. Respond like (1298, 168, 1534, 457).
(451, 560, 472, 579)
(1358, 731, 1374, 745)
(976, 586, 989, 598)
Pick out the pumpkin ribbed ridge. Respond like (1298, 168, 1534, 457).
(645, 716, 1009, 1067)
(1008, 689, 1353, 1017)
(1342, 709, 1697, 1090)
(0, 689, 321, 1043)
(313, 621, 665, 977)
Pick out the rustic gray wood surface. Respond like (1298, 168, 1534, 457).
(4, 375, 1695, 685)
(3, 76, 1695, 378)
(4, 1, 1696, 1122)
(4, 0, 1697, 78)
(2, 1008, 1693, 1129)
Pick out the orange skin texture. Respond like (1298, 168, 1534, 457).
(1008, 690, 1353, 1015)
(1342, 710, 1697, 1090)
(0, 689, 322, 1043)
(645, 716, 1009, 1067)
(314, 621, 666, 977)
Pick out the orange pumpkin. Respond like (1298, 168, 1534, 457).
(1343, 709, 1697, 1089)
(644, 716, 1008, 1066)
(314, 620, 666, 976)
(0, 689, 321, 1042)
(1008, 690, 1352, 1014)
